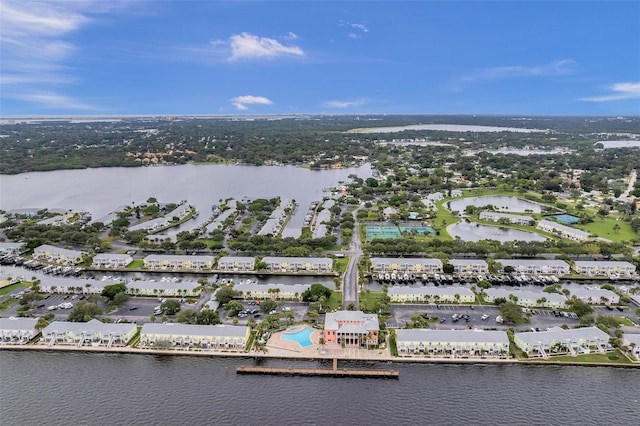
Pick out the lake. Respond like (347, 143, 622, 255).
(0, 351, 638, 426)
(0, 163, 371, 239)
(447, 195, 544, 213)
(447, 221, 547, 242)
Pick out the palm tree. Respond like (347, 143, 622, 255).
(613, 223, 621, 234)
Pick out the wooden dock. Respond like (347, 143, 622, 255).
(237, 358, 399, 379)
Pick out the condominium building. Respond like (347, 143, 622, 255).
(396, 329, 509, 357)
(217, 256, 255, 271)
(33, 244, 84, 265)
(537, 219, 590, 241)
(143, 254, 215, 270)
(0, 317, 39, 344)
(496, 259, 570, 275)
(479, 211, 534, 226)
(514, 326, 610, 358)
(139, 323, 250, 350)
(41, 319, 137, 348)
(388, 286, 476, 304)
(261, 256, 333, 273)
(448, 259, 488, 275)
(484, 288, 567, 309)
(572, 261, 636, 277)
(370, 257, 443, 275)
(92, 253, 133, 268)
(234, 282, 310, 300)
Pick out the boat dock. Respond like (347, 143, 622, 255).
(237, 358, 399, 379)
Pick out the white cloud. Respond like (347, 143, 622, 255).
(11, 91, 96, 110)
(0, 1, 135, 111)
(351, 23, 368, 33)
(284, 32, 298, 40)
(227, 32, 304, 61)
(580, 82, 640, 102)
(230, 95, 273, 110)
(463, 59, 578, 81)
(324, 98, 367, 109)
(339, 21, 369, 38)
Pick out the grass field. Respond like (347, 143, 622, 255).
(126, 259, 144, 269)
(575, 216, 637, 242)
(536, 349, 633, 364)
(0, 282, 27, 296)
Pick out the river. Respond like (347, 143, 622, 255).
(0, 163, 371, 238)
(0, 351, 638, 425)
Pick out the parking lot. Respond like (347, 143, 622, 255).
(388, 303, 581, 332)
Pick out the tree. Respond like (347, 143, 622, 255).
(101, 282, 127, 301)
(111, 292, 129, 307)
(197, 309, 221, 325)
(224, 300, 244, 317)
(215, 285, 241, 305)
(176, 309, 198, 324)
(161, 300, 181, 315)
(442, 263, 454, 274)
(499, 301, 526, 324)
(259, 299, 277, 314)
(301, 283, 333, 302)
(36, 313, 55, 330)
(67, 301, 102, 322)
(566, 296, 593, 318)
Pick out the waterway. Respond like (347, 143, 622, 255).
(447, 195, 544, 213)
(0, 163, 371, 238)
(0, 351, 638, 425)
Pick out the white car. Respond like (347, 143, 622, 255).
(481, 314, 490, 320)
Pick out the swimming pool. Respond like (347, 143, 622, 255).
(281, 327, 314, 348)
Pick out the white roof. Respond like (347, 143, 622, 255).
(449, 259, 488, 266)
(141, 323, 248, 338)
(538, 220, 590, 237)
(263, 256, 332, 265)
(370, 257, 443, 266)
(234, 282, 310, 293)
(324, 310, 379, 332)
(515, 326, 609, 346)
(0, 317, 38, 330)
(485, 288, 567, 303)
(144, 254, 215, 262)
(43, 319, 136, 335)
(127, 280, 199, 291)
(563, 285, 618, 300)
(573, 260, 635, 268)
(497, 259, 570, 268)
(396, 329, 509, 345)
(388, 286, 475, 298)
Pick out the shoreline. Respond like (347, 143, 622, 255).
(2, 344, 637, 369)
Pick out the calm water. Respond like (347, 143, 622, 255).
(0, 163, 371, 238)
(0, 351, 638, 426)
(447, 221, 547, 242)
(448, 195, 543, 213)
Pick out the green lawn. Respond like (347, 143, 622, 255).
(575, 216, 637, 242)
(0, 282, 28, 296)
(537, 349, 633, 364)
(324, 291, 343, 311)
(333, 257, 349, 273)
(613, 316, 635, 326)
(126, 259, 144, 269)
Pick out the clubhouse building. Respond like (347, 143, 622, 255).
(324, 310, 379, 347)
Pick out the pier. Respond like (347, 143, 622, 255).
(236, 358, 399, 379)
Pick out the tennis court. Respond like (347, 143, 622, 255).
(365, 225, 402, 239)
(399, 225, 436, 236)
(554, 214, 580, 225)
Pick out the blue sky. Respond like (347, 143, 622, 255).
(1, 1, 639, 115)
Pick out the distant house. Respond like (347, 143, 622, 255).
(514, 327, 609, 358)
(572, 261, 636, 277)
(396, 329, 509, 357)
(139, 323, 250, 350)
(0, 317, 39, 344)
(324, 310, 379, 347)
(33, 244, 84, 265)
(92, 253, 133, 269)
(41, 319, 137, 348)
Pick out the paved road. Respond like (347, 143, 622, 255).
(619, 169, 637, 200)
(342, 208, 362, 309)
